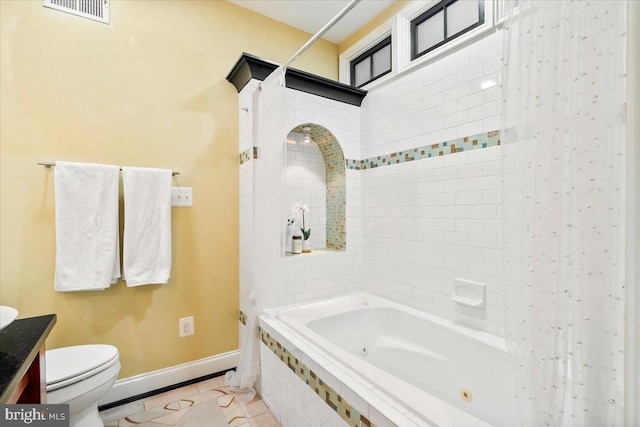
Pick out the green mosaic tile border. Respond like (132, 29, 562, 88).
(239, 147, 259, 165)
(346, 130, 500, 170)
(259, 327, 374, 427)
(242, 131, 499, 167)
(239, 149, 251, 165)
(239, 310, 247, 326)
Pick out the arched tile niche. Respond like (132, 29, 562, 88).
(285, 123, 346, 252)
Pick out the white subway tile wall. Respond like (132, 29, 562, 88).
(240, 84, 363, 318)
(239, 161, 253, 318)
(285, 90, 361, 161)
(360, 31, 503, 160)
(360, 146, 503, 335)
(241, 31, 504, 333)
(359, 31, 504, 335)
(237, 25, 507, 427)
(274, 90, 363, 307)
(239, 81, 257, 318)
(260, 340, 349, 427)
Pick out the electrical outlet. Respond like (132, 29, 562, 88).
(179, 316, 194, 337)
(171, 187, 192, 207)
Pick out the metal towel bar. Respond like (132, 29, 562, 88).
(37, 162, 179, 176)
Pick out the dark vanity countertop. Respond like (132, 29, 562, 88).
(0, 314, 57, 402)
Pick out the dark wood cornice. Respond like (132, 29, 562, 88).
(226, 53, 367, 107)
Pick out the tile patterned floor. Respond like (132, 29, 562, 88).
(100, 376, 280, 427)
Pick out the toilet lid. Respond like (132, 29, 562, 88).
(46, 344, 119, 386)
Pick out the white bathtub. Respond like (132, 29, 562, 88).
(260, 292, 519, 427)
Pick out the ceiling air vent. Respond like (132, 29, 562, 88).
(44, 0, 110, 25)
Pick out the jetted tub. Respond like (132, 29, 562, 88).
(260, 292, 519, 427)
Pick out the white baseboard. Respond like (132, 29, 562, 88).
(99, 350, 238, 406)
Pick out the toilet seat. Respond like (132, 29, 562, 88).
(46, 345, 119, 392)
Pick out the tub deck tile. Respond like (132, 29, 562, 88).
(259, 326, 377, 427)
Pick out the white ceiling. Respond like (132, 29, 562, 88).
(226, 0, 395, 44)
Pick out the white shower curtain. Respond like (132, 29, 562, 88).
(501, 1, 627, 426)
(226, 69, 287, 393)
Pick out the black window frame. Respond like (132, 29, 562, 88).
(350, 35, 392, 88)
(411, 0, 485, 60)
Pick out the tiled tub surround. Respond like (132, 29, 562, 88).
(238, 80, 363, 318)
(358, 29, 505, 336)
(243, 133, 503, 332)
(259, 328, 372, 427)
(238, 29, 504, 329)
(259, 293, 518, 427)
(237, 25, 508, 425)
(360, 144, 504, 335)
(260, 317, 379, 427)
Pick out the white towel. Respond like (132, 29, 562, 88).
(122, 167, 172, 286)
(54, 161, 121, 292)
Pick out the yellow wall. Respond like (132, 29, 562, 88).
(0, 0, 337, 379)
(339, 1, 411, 54)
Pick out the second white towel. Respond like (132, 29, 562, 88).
(122, 167, 172, 286)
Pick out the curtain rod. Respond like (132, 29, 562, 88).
(282, 0, 362, 70)
(37, 162, 180, 176)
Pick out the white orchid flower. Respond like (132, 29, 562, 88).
(289, 203, 311, 240)
(290, 203, 302, 217)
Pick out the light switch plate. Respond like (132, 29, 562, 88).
(171, 187, 192, 207)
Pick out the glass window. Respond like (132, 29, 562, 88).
(416, 10, 445, 54)
(350, 36, 392, 88)
(447, 0, 480, 37)
(411, 0, 484, 60)
(372, 44, 391, 77)
(354, 57, 371, 87)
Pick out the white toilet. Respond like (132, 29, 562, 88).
(46, 345, 121, 427)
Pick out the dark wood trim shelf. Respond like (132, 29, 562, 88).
(226, 53, 367, 107)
